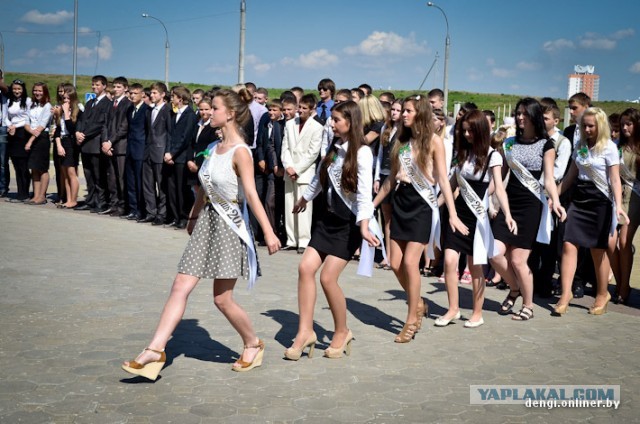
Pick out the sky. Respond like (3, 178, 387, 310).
(1, 0, 640, 101)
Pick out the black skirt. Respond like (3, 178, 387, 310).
(564, 180, 612, 249)
(7, 127, 28, 158)
(391, 182, 433, 244)
(60, 136, 79, 167)
(308, 211, 362, 261)
(28, 132, 51, 172)
(444, 180, 489, 255)
(492, 176, 542, 249)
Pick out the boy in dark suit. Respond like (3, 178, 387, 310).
(164, 86, 197, 229)
(75, 75, 112, 212)
(141, 82, 171, 226)
(123, 83, 148, 220)
(101, 76, 131, 216)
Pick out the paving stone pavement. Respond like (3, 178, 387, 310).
(1, 198, 639, 423)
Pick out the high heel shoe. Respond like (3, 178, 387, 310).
(324, 330, 353, 358)
(121, 347, 166, 381)
(552, 295, 573, 316)
(232, 339, 265, 372)
(284, 333, 317, 360)
(415, 299, 428, 331)
(434, 311, 461, 327)
(589, 293, 611, 315)
(394, 323, 417, 343)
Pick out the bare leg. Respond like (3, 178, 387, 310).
(39, 171, 49, 201)
(489, 241, 518, 291)
(389, 239, 408, 292)
(618, 222, 638, 301)
(31, 171, 41, 202)
(400, 241, 426, 325)
(289, 247, 323, 350)
(591, 248, 611, 308)
(319, 255, 350, 348)
(558, 242, 578, 305)
(467, 257, 485, 323)
(66, 166, 79, 207)
(124, 273, 200, 366)
(212, 278, 261, 365)
(381, 204, 392, 265)
(509, 247, 534, 308)
(441, 248, 461, 320)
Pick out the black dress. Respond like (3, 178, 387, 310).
(492, 138, 554, 249)
(28, 132, 51, 172)
(443, 153, 496, 255)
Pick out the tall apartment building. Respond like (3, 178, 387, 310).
(567, 65, 600, 101)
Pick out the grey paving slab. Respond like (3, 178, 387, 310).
(1, 199, 639, 423)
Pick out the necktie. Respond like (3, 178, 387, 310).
(152, 107, 159, 124)
(113, 99, 118, 109)
(320, 104, 327, 122)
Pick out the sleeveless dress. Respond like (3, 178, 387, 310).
(177, 143, 250, 279)
(444, 149, 502, 255)
(492, 138, 554, 249)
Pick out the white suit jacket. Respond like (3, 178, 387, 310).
(281, 117, 323, 184)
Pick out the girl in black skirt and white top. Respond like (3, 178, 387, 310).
(53, 84, 82, 208)
(24, 83, 52, 205)
(374, 99, 402, 269)
(122, 89, 280, 379)
(555, 107, 627, 316)
(4, 79, 32, 202)
(437, 110, 516, 328)
(285, 101, 379, 360)
(373, 95, 468, 343)
(490, 97, 565, 321)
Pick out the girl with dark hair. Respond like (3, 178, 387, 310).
(374, 99, 403, 270)
(490, 97, 565, 321)
(53, 84, 82, 208)
(285, 100, 379, 360)
(24, 82, 52, 205)
(4, 79, 32, 202)
(373, 95, 467, 343)
(122, 88, 280, 379)
(612, 108, 640, 304)
(555, 108, 628, 315)
(436, 110, 515, 328)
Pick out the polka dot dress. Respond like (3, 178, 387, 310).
(177, 204, 249, 279)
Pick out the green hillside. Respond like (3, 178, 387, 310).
(5, 72, 636, 127)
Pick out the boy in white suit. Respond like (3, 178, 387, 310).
(281, 94, 323, 253)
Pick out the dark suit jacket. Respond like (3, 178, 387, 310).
(126, 103, 149, 161)
(188, 122, 218, 170)
(166, 107, 198, 164)
(144, 103, 172, 164)
(102, 96, 132, 156)
(76, 96, 113, 154)
(257, 114, 285, 172)
(563, 124, 576, 144)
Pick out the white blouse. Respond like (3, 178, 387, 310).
(3, 98, 33, 128)
(574, 139, 619, 183)
(304, 140, 374, 223)
(28, 102, 53, 131)
(458, 147, 503, 183)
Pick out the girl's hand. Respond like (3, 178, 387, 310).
(618, 209, 630, 226)
(187, 217, 197, 235)
(449, 216, 469, 235)
(264, 232, 281, 255)
(373, 180, 380, 194)
(361, 227, 380, 247)
(553, 201, 567, 222)
(293, 198, 307, 214)
(505, 215, 518, 235)
(187, 160, 198, 173)
(57, 144, 66, 157)
(25, 141, 33, 151)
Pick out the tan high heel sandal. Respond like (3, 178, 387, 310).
(324, 330, 353, 359)
(231, 339, 265, 372)
(121, 347, 166, 381)
(394, 323, 417, 343)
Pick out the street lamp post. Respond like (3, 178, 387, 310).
(142, 13, 170, 87)
(427, 2, 450, 113)
(0, 31, 5, 71)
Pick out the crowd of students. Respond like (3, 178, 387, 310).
(1, 70, 638, 378)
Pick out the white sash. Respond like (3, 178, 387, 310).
(199, 145, 259, 288)
(327, 160, 386, 277)
(398, 145, 440, 259)
(455, 169, 499, 264)
(579, 156, 617, 235)
(620, 161, 640, 197)
(504, 140, 552, 244)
